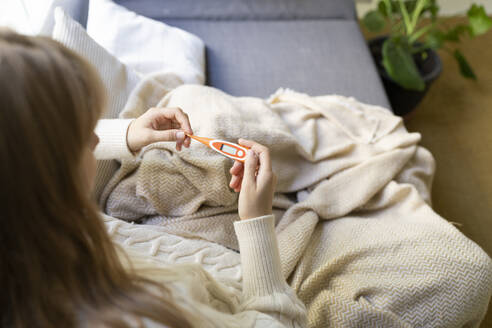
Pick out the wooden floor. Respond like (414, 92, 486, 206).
(363, 17, 492, 327)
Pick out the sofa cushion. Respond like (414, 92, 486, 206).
(87, 0, 205, 84)
(157, 19, 391, 108)
(40, 0, 89, 35)
(114, 0, 356, 20)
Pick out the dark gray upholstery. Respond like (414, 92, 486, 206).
(165, 19, 390, 107)
(61, 0, 89, 27)
(42, 0, 89, 34)
(114, 0, 356, 20)
(114, 0, 391, 109)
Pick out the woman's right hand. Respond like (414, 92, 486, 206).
(127, 107, 193, 153)
(231, 139, 277, 221)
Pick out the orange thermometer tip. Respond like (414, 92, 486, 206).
(186, 134, 213, 146)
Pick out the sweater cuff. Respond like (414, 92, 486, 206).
(94, 119, 136, 160)
(234, 215, 287, 297)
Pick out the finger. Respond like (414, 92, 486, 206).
(150, 129, 182, 142)
(238, 139, 269, 162)
(150, 129, 186, 152)
(152, 107, 193, 135)
(242, 149, 259, 188)
(238, 139, 272, 181)
(151, 107, 192, 148)
(230, 164, 244, 191)
(229, 174, 241, 189)
(231, 176, 242, 192)
(176, 131, 185, 151)
(229, 161, 244, 176)
(229, 162, 243, 188)
(235, 176, 243, 192)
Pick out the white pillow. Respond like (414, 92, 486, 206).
(0, 0, 54, 35)
(52, 7, 141, 201)
(87, 0, 205, 85)
(52, 7, 140, 120)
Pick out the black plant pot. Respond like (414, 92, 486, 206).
(368, 36, 442, 116)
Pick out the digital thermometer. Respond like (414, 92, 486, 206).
(186, 134, 249, 162)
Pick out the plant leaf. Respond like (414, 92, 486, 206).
(423, 0, 439, 21)
(409, 23, 434, 43)
(467, 4, 492, 36)
(363, 10, 386, 32)
(425, 29, 444, 49)
(385, 0, 395, 14)
(382, 38, 426, 91)
(387, 0, 422, 15)
(444, 24, 471, 42)
(403, 0, 418, 13)
(453, 49, 477, 80)
(378, 1, 389, 17)
(398, 0, 413, 34)
(410, 0, 429, 32)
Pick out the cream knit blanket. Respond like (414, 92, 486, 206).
(101, 74, 492, 327)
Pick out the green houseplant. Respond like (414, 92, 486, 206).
(362, 0, 492, 115)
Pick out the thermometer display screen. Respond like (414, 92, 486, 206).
(220, 144, 237, 155)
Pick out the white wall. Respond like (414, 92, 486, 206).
(356, 0, 492, 17)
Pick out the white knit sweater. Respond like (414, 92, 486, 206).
(95, 119, 307, 327)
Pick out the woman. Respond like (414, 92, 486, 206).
(0, 31, 307, 327)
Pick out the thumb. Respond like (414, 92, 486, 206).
(242, 149, 258, 187)
(150, 129, 184, 143)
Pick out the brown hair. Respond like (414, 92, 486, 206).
(0, 30, 192, 327)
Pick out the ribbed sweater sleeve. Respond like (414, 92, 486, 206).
(234, 215, 307, 327)
(234, 215, 286, 297)
(94, 119, 136, 160)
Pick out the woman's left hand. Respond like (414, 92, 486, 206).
(127, 107, 193, 153)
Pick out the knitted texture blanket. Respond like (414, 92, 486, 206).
(101, 74, 492, 327)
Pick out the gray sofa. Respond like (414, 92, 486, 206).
(109, 0, 391, 109)
(61, 0, 391, 107)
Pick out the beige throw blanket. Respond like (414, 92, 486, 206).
(101, 74, 492, 327)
